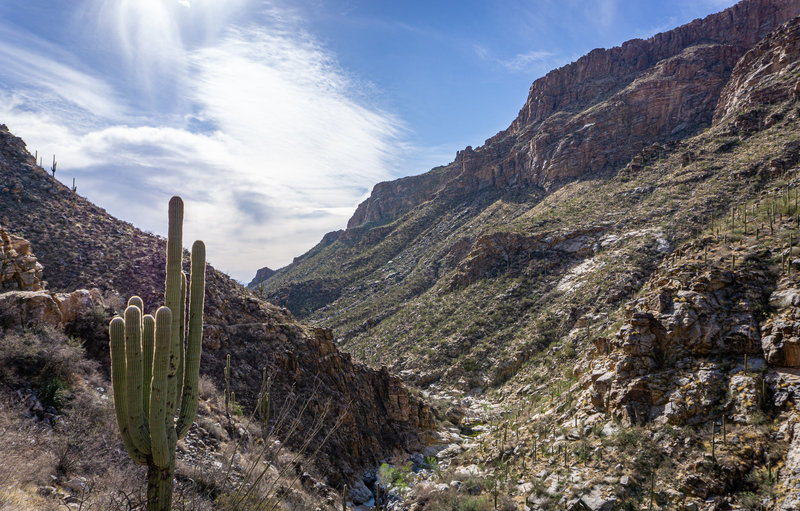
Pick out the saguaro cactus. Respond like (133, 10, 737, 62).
(109, 196, 206, 511)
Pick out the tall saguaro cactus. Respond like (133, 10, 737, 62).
(109, 196, 206, 511)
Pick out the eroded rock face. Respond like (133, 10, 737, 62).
(714, 11, 800, 124)
(0, 291, 62, 328)
(450, 227, 605, 288)
(587, 238, 771, 425)
(0, 289, 103, 329)
(761, 285, 800, 366)
(345, 0, 800, 230)
(202, 322, 435, 485)
(0, 226, 44, 291)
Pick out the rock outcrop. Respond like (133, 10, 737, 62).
(450, 227, 605, 288)
(586, 245, 771, 425)
(248, 265, 276, 288)
(1, 225, 43, 291)
(0, 289, 101, 330)
(0, 228, 106, 329)
(714, 10, 800, 123)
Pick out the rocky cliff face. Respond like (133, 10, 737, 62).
(341, 0, 800, 233)
(715, 8, 800, 123)
(0, 124, 434, 486)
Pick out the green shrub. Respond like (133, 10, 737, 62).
(38, 377, 68, 410)
(379, 461, 413, 490)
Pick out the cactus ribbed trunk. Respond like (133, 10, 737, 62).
(147, 459, 175, 511)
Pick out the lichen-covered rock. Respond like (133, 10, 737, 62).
(54, 289, 97, 324)
(761, 289, 800, 366)
(0, 289, 102, 329)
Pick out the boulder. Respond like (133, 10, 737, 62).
(54, 290, 96, 324)
(580, 487, 619, 511)
(0, 291, 62, 328)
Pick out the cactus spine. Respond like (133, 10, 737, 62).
(109, 196, 206, 511)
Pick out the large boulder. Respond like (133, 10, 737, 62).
(0, 291, 62, 328)
(0, 289, 102, 329)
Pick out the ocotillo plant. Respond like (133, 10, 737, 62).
(109, 196, 206, 511)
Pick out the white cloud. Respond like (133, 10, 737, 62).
(0, 2, 404, 283)
(0, 27, 120, 118)
(500, 50, 557, 72)
(474, 44, 557, 74)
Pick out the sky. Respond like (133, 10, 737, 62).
(0, 0, 738, 282)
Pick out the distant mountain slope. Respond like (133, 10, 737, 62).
(251, 0, 800, 392)
(0, 125, 433, 486)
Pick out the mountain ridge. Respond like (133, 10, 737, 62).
(250, 0, 800, 394)
(333, 0, 800, 232)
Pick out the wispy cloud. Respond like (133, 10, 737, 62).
(474, 44, 557, 73)
(0, 26, 120, 118)
(500, 50, 557, 72)
(0, 2, 404, 282)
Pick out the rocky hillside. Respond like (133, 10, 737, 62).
(333, 15, 800, 511)
(251, 0, 800, 394)
(0, 123, 437, 490)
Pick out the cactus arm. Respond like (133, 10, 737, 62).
(142, 314, 155, 419)
(174, 271, 187, 416)
(177, 241, 206, 439)
(109, 317, 147, 465)
(165, 196, 184, 422)
(128, 295, 144, 312)
(150, 306, 173, 469)
(124, 305, 151, 455)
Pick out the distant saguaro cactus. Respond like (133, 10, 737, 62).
(109, 196, 206, 511)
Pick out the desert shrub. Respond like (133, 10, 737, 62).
(421, 492, 513, 511)
(198, 374, 219, 401)
(37, 376, 68, 410)
(64, 305, 112, 369)
(0, 326, 95, 385)
(379, 461, 414, 490)
(0, 391, 59, 488)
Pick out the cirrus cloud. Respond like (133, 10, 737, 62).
(0, 1, 404, 282)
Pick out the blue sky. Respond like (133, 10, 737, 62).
(0, 0, 737, 282)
